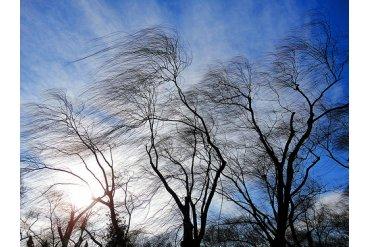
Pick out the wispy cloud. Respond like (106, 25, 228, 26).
(21, 0, 345, 102)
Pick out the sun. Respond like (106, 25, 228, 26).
(68, 185, 95, 209)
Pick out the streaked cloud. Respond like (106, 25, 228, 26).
(21, 0, 346, 101)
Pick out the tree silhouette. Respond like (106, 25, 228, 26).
(200, 19, 348, 247)
(86, 27, 229, 247)
(22, 90, 144, 247)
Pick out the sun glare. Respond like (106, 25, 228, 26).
(68, 185, 94, 209)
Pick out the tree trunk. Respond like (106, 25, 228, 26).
(271, 226, 287, 247)
(181, 219, 199, 247)
(180, 197, 201, 247)
(58, 211, 75, 247)
(271, 235, 287, 247)
(60, 226, 73, 247)
(307, 230, 314, 247)
(60, 230, 73, 247)
(108, 196, 126, 247)
(272, 191, 289, 247)
(61, 238, 70, 247)
(181, 239, 201, 247)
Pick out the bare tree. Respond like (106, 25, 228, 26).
(21, 191, 95, 247)
(288, 188, 349, 247)
(22, 90, 143, 247)
(200, 19, 348, 247)
(86, 27, 229, 247)
(20, 210, 43, 246)
(203, 216, 267, 247)
(56, 205, 95, 247)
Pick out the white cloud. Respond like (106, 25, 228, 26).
(21, 0, 313, 101)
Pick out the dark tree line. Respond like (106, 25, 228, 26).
(21, 18, 348, 247)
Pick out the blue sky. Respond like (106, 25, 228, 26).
(21, 0, 348, 100)
(21, 0, 348, 188)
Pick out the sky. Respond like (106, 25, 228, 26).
(21, 0, 348, 212)
(21, 0, 348, 101)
